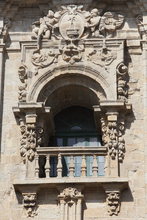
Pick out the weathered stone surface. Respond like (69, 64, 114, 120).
(0, 0, 147, 220)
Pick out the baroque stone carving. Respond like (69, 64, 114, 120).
(117, 63, 128, 101)
(136, 14, 147, 39)
(58, 187, 82, 202)
(0, 17, 11, 43)
(19, 118, 44, 161)
(58, 187, 84, 220)
(87, 43, 117, 67)
(32, 5, 125, 49)
(60, 39, 84, 64)
(22, 193, 37, 217)
(31, 49, 59, 75)
(18, 64, 27, 102)
(106, 191, 120, 216)
(101, 116, 125, 162)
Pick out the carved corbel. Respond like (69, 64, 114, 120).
(106, 190, 120, 216)
(22, 192, 37, 217)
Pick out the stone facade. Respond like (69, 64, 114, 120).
(0, 0, 147, 220)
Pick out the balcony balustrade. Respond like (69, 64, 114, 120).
(35, 146, 107, 179)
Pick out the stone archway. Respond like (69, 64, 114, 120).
(27, 64, 116, 103)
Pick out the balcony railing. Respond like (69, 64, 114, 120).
(35, 146, 107, 178)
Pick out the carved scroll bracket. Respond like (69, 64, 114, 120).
(22, 192, 37, 217)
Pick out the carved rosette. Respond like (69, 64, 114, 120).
(18, 64, 27, 102)
(101, 115, 125, 162)
(117, 63, 128, 101)
(22, 193, 37, 217)
(106, 191, 120, 216)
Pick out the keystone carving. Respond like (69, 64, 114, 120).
(60, 39, 85, 64)
(22, 193, 37, 217)
(106, 191, 120, 216)
(18, 64, 27, 102)
(101, 116, 125, 162)
(117, 63, 128, 101)
(32, 5, 125, 50)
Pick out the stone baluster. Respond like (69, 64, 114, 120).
(45, 155, 50, 178)
(35, 154, 39, 178)
(69, 155, 75, 177)
(57, 154, 62, 178)
(92, 155, 98, 177)
(81, 155, 86, 177)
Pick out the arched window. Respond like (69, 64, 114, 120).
(48, 106, 104, 177)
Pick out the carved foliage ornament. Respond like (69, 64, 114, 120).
(32, 5, 125, 48)
(22, 193, 37, 217)
(106, 191, 120, 216)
